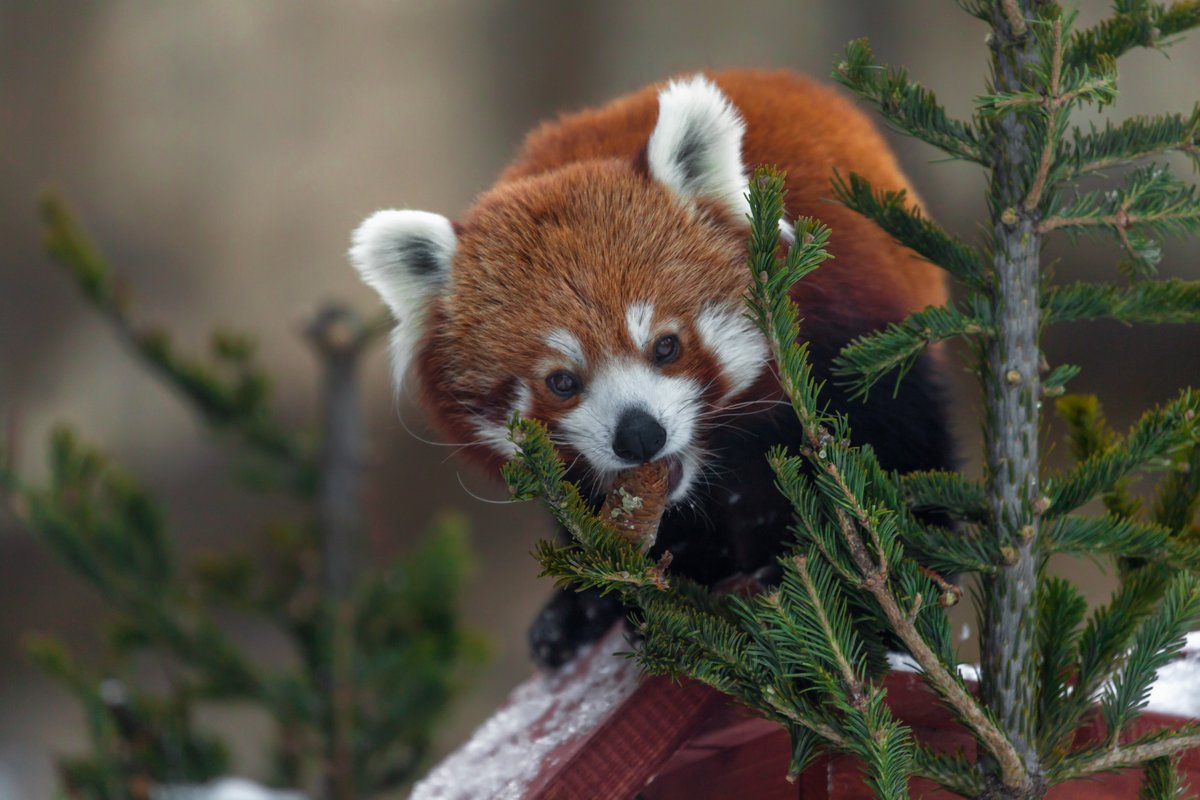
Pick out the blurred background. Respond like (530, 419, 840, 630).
(1, 1, 1198, 797)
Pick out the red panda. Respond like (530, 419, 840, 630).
(351, 69, 953, 668)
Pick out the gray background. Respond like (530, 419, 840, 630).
(2, 2, 1198, 797)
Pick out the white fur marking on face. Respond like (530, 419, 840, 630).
(545, 328, 586, 367)
(696, 303, 769, 398)
(473, 382, 532, 456)
(559, 359, 703, 503)
(350, 209, 456, 391)
(625, 302, 655, 350)
(647, 75, 750, 220)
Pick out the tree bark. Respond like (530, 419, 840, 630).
(978, 2, 1045, 797)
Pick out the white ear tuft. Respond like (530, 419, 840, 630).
(349, 209, 456, 388)
(647, 75, 749, 219)
(350, 209, 455, 317)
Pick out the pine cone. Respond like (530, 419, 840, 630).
(599, 461, 668, 551)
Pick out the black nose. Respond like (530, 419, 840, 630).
(612, 408, 667, 462)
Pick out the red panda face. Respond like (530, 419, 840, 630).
(351, 76, 771, 504)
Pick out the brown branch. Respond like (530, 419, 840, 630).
(759, 281, 1028, 790)
(1057, 731, 1200, 780)
(1001, 0, 1028, 38)
(305, 304, 373, 800)
(857, 527, 1028, 791)
(1038, 209, 1200, 234)
(1023, 17, 1064, 212)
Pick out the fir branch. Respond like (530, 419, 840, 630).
(506, 418, 668, 590)
(1057, 567, 1171, 742)
(1046, 390, 1200, 518)
(1138, 755, 1195, 800)
(903, 522, 1000, 576)
(748, 170, 1027, 791)
(1042, 363, 1082, 397)
(787, 555, 867, 705)
(1100, 571, 1200, 743)
(833, 302, 990, 399)
(1023, 17, 1068, 212)
(1054, 394, 1142, 520)
(978, 20, 1118, 122)
(1038, 165, 1200, 274)
(830, 172, 991, 291)
(1044, 280, 1200, 325)
(1154, 444, 1200, 534)
(901, 471, 990, 523)
(1068, 106, 1200, 177)
(912, 745, 984, 797)
(1053, 724, 1200, 782)
(833, 39, 985, 164)
(1034, 578, 1087, 758)
(1001, 0, 1029, 38)
(1042, 514, 1179, 564)
(1065, 1, 1200, 70)
(39, 195, 317, 495)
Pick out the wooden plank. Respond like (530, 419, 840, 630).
(527, 674, 725, 799)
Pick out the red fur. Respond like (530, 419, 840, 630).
(413, 69, 947, 475)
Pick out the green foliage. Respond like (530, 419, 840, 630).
(834, 38, 985, 164)
(834, 302, 990, 399)
(1047, 391, 1199, 519)
(4, 202, 485, 798)
(1055, 393, 1200, 576)
(40, 195, 317, 495)
(1067, 106, 1200, 177)
(1099, 572, 1200, 742)
(1044, 280, 1200, 325)
(25, 635, 230, 799)
(1065, 1, 1200, 70)
(1139, 755, 1196, 800)
(4, 429, 484, 798)
(1045, 165, 1200, 276)
(900, 471, 989, 524)
(830, 172, 991, 291)
(516, 171, 993, 797)
(515, 5, 1200, 796)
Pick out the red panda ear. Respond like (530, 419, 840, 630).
(349, 209, 455, 388)
(646, 75, 750, 220)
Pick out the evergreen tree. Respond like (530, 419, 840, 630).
(505, 3, 1200, 798)
(0, 198, 487, 800)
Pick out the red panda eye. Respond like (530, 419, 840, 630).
(546, 370, 581, 398)
(653, 335, 680, 365)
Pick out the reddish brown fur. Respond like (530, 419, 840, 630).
(414, 69, 947, 474)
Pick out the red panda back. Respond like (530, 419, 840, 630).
(501, 69, 947, 328)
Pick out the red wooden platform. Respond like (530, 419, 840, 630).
(412, 626, 1199, 799)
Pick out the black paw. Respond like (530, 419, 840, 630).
(528, 587, 624, 670)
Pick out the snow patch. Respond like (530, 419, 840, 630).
(888, 633, 1199, 720)
(152, 777, 306, 800)
(412, 627, 640, 800)
(1145, 631, 1200, 718)
(885, 652, 979, 682)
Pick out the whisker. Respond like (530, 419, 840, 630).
(455, 471, 519, 504)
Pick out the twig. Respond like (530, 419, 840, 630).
(762, 689, 849, 749)
(849, 508, 1028, 791)
(1001, 0, 1028, 38)
(1038, 208, 1200, 234)
(305, 304, 373, 800)
(1023, 17, 1064, 212)
(759, 302, 1029, 790)
(1057, 730, 1200, 780)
